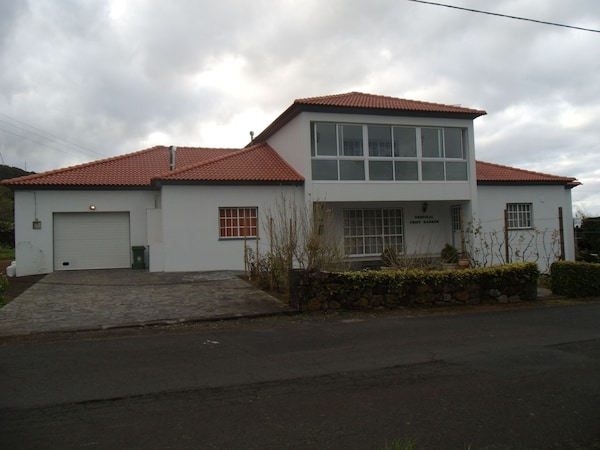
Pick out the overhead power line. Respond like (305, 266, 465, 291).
(408, 0, 600, 33)
(0, 125, 97, 160)
(0, 112, 103, 159)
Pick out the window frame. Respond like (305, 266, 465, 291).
(506, 203, 533, 230)
(311, 122, 467, 182)
(219, 207, 259, 239)
(343, 208, 404, 257)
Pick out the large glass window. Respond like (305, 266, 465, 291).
(395, 161, 419, 181)
(311, 160, 338, 180)
(368, 126, 392, 157)
(421, 128, 443, 158)
(311, 122, 467, 182)
(369, 161, 394, 181)
(393, 127, 417, 157)
(422, 161, 445, 181)
(446, 161, 468, 180)
(314, 123, 337, 156)
(343, 208, 404, 256)
(422, 127, 464, 159)
(340, 160, 365, 180)
(444, 128, 464, 158)
(339, 125, 363, 156)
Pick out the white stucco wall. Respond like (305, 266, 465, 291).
(147, 208, 164, 272)
(160, 184, 304, 272)
(13, 189, 157, 276)
(475, 185, 575, 272)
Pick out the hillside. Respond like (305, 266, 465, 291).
(0, 165, 36, 231)
(0, 165, 35, 181)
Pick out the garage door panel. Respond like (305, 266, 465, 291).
(54, 213, 131, 270)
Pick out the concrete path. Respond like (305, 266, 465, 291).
(0, 270, 293, 337)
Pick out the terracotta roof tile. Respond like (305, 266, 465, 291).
(252, 92, 486, 144)
(476, 161, 580, 187)
(2, 144, 303, 188)
(3, 150, 578, 189)
(295, 92, 487, 116)
(158, 143, 304, 183)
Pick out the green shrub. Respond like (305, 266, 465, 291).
(0, 274, 7, 306)
(293, 262, 540, 309)
(440, 243, 459, 263)
(0, 244, 14, 260)
(551, 261, 600, 297)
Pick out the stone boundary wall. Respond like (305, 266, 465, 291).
(289, 266, 538, 312)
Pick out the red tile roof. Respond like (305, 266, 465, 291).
(295, 92, 487, 116)
(476, 161, 580, 188)
(2, 144, 303, 188)
(158, 143, 304, 184)
(252, 92, 486, 143)
(4, 153, 578, 189)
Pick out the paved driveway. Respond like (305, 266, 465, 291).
(0, 270, 292, 337)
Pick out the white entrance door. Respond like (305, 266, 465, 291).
(53, 212, 131, 270)
(451, 205, 463, 252)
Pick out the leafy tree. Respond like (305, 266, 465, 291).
(579, 217, 600, 254)
(0, 165, 36, 232)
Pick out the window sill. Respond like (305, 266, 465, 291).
(219, 237, 259, 241)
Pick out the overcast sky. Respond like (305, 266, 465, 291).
(1, 0, 599, 214)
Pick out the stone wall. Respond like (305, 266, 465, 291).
(289, 265, 538, 312)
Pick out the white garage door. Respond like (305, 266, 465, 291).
(54, 212, 131, 271)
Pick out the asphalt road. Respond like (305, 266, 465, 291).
(1, 304, 599, 449)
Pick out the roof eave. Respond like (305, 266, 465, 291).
(7, 184, 157, 191)
(155, 179, 304, 186)
(251, 103, 486, 144)
(477, 180, 578, 188)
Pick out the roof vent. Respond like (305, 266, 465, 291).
(169, 145, 177, 170)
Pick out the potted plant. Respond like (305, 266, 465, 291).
(440, 243, 459, 270)
(457, 253, 470, 268)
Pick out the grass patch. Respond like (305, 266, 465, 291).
(0, 245, 14, 260)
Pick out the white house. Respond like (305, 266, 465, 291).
(3, 92, 579, 276)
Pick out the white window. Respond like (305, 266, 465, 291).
(339, 124, 363, 156)
(368, 125, 392, 157)
(506, 203, 532, 229)
(421, 127, 467, 181)
(219, 207, 258, 238)
(311, 122, 466, 182)
(343, 208, 404, 256)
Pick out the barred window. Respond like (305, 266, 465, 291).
(506, 203, 532, 229)
(219, 207, 258, 238)
(451, 205, 462, 232)
(343, 208, 403, 256)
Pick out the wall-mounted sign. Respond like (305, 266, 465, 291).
(410, 215, 439, 225)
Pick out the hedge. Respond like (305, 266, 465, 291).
(289, 262, 540, 311)
(550, 261, 600, 298)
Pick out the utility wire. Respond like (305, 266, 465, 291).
(0, 113, 102, 158)
(0, 125, 96, 160)
(408, 0, 600, 33)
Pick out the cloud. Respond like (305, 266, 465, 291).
(0, 0, 599, 212)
